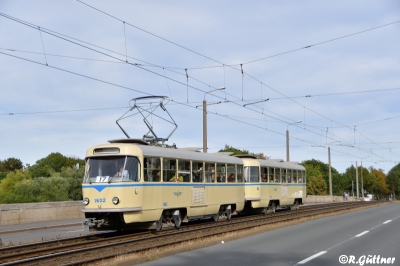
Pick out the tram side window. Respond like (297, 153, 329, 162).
(261, 167, 268, 182)
(293, 170, 298, 183)
(287, 169, 292, 183)
(237, 165, 243, 182)
(216, 163, 226, 182)
(178, 160, 191, 182)
(275, 168, 281, 183)
(269, 168, 275, 183)
(281, 169, 287, 183)
(144, 157, 161, 182)
(227, 164, 235, 183)
(163, 158, 176, 182)
(299, 171, 305, 183)
(245, 166, 259, 182)
(192, 161, 204, 182)
(205, 162, 215, 183)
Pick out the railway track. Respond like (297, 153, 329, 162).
(0, 201, 382, 265)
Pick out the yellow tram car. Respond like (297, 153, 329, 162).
(241, 155, 306, 213)
(82, 139, 246, 230)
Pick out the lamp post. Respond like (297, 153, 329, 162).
(286, 120, 302, 162)
(328, 146, 332, 197)
(327, 141, 342, 198)
(313, 141, 353, 200)
(201, 87, 225, 153)
(360, 156, 370, 199)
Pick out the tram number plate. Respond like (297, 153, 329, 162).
(96, 176, 109, 182)
(94, 198, 106, 203)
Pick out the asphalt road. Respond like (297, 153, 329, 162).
(140, 203, 400, 266)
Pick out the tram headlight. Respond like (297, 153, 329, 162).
(112, 197, 120, 205)
(83, 197, 90, 205)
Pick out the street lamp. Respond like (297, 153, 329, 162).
(286, 120, 302, 162)
(199, 87, 225, 153)
(360, 156, 370, 199)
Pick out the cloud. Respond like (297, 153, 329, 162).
(1, 0, 399, 173)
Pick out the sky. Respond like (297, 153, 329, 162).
(1, 0, 400, 174)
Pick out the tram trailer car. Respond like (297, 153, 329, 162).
(240, 156, 306, 214)
(82, 139, 246, 231)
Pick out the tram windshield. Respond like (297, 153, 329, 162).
(83, 156, 139, 183)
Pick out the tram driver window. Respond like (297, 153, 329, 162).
(125, 157, 139, 182)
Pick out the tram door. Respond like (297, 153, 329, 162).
(244, 166, 261, 208)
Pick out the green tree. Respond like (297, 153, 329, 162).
(219, 144, 250, 155)
(302, 159, 340, 194)
(51, 166, 85, 200)
(8, 176, 70, 203)
(29, 152, 84, 178)
(359, 166, 374, 195)
(387, 163, 400, 199)
(0, 172, 7, 182)
(219, 144, 268, 159)
(0, 157, 23, 172)
(371, 168, 389, 200)
(342, 165, 357, 196)
(0, 170, 32, 203)
(307, 175, 328, 195)
(332, 172, 349, 197)
(0, 157, 24, 182)
(300, 163, 327, 195)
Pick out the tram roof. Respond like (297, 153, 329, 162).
(257, 159, 305, 170)
(93, 141, 244, 165)
(138, 145, 243, 164)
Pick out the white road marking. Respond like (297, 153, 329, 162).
(383, 220, 392, 224)
(298, 251, 327, 264)
(355, 231, 369, 237)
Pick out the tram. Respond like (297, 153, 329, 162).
(81, 139, 306, 231)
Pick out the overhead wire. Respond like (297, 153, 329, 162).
(77, 0, 400, 70)
(1, 10, 397, 166)
(2, 49, 396, 165)
(0, 106, 128, 116)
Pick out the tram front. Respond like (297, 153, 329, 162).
(81, 144, 143, 231)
